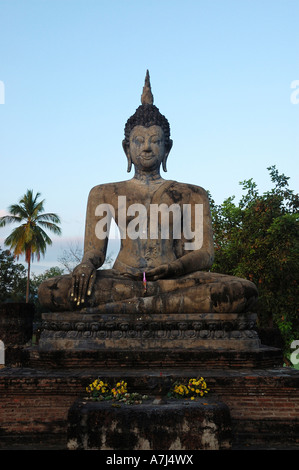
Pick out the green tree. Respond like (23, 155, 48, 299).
(0, 247, 27, 302)
(0, 190, 62, 303)
(210, 166, 299, 357)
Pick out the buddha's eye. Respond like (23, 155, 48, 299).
(134, 136, 144, 145)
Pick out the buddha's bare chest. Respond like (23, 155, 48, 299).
(109, 182, 170, 220)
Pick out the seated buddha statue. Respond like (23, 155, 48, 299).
(38, 71, 258, 315)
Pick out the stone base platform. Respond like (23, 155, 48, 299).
(32, 310, 282, 369)
(67, 397, 232, 450)
(39, 311, 261, 351)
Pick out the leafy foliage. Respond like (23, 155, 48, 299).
(209, 166, 299, 356)
(0, 247, 27, 302)
(0, 251, 64, 318)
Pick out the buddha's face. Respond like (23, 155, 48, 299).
(123, 125, 172, 173)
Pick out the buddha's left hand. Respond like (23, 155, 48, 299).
(146, 260, 184, 281)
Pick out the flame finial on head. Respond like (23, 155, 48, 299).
(141, 70, 154, 105)
(124, 70, 171, 172)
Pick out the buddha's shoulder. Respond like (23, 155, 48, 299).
(88, 180, 129, 197)
(168, 180, 209, 198)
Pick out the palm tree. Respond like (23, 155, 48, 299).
(0, 189, 61, 302)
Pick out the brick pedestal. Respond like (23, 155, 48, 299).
(0, 368, 298, 449)
(67, 397, 232, 450)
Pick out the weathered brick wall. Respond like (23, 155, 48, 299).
(208, 370, 299, 445)
(226, 395, 299, 420)
(0, 395, 73, 435)
(207, 371, 299, 416)
(0, 371, 84, 445)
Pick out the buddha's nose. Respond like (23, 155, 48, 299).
(143, 140, 152, 152)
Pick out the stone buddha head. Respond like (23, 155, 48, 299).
(122, 71, 173, 173)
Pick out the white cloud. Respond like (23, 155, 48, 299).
(0, 209, 9, 217)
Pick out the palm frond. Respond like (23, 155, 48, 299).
(37, 219, 62, 235)
(29, 226, 52, 261)
(0, 215, 22, 227)
(8, 203, 29, 219)
(36, 212, 61, 224)
(4, 225, 28, 258)
(34, 226, 53, 247)
(32, 199, 45, 218)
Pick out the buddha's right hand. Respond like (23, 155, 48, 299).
(70, 261, 96, 307)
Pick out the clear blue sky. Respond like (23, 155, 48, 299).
(0, 0, 298, 274)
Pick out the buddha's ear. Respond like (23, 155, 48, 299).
(122, 139, 132, 173)
(162, 139, 173, 172)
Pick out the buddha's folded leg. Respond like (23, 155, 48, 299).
(87, 271, 257, 314)
(38, 270, 258, 314)
(151, 271, 258, 313)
